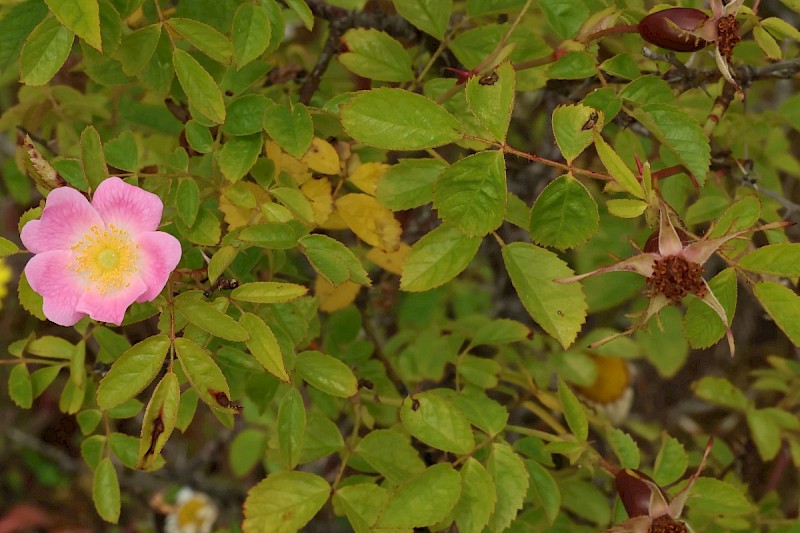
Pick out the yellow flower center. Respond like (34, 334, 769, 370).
(70, 225, 139, 293)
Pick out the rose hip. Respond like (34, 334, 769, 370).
(638, 8, 710, 52)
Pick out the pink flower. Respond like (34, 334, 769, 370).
(21, 177, 181, 326)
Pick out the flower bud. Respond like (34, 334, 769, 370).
(638, 8, 709, 52)
(614, 468, 667, 518)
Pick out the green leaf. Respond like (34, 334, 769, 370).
(762, 16, 800, 41)
(243, 471, 330, 533)
(707, 195, 761, 238)
(296, 350, 358, 398)
(174, 337, 236, 413)
(593, 132, 644, 199)
(636, 306, 689, 378)
(433, 150, 506, 237)
(173, 48, 226, 124)
(300, 413, 344, 463)
(77, 409, 102, 435)
(558, 379, 588, 441)
(502, 242, 587, 349)
(442, 388, 509, 436)
(136, 372, 180, 470)
(747, 408, 781, 461)
(285, 0, 314, 30)
(176, 207, 221, 246)
(93, 458, 120, 523)
(631, 104, 710, 187)
(547, 51, 596, 79)
(0, 236, 19, 257)
(486, 442, 529, 532)
(354, 429, 426, 484)
(606, 426, 640, 469)
(341, 88, 462, 150)
(0, 0, 48, 72)
(271, 187, 315, 224)
(238, 222, 299, 249)
(400, 224, 481, 292)
(529, 174, 599, 250)
(216, 133, 262, 182)
(454, 458, 496, 533)
(175, 178, 200, 226)
(81, 435, 105, 470)
(230, 428, 267, 476)
(739, 243, 800, 276)
(684, 268, 737, 349)
(168, 18, 232, 64)
(277, 388, 306, 469)
(753, 24, 781, 60)
(620, 75, 675, 105)
(393, 0, 450, 39)
(375, 463, 461, 528)
(231, 281, 308, 304)
(653, 434, 689, 486)
(300, 234, 371, 286)
(80, 126, 107, 190)
(224, 94, 269, 135)
(20, 16, 73, 86)
(334, 484, 389, 533)
(540, 0, 589, 38)
(207, 246, 236, 283)
(114, 23, 161, 76)
(527, 460, 560, 524)
(693, 376, 750, 410)
(754, 281, 800, 347)
(689, 478, 755, 517)
(471, 318, 530, 346)
(606, 198, 649, 218)
(103, 130, 138, 172)
(400, 389, 474, 454)
(466, 0, 525, 16)
(9, 364, 33, 409)
(339, 28, 413, 82)
(240, 313, 290, 381)
(44, 0, 100, 50)
(96, 335, 170, 410)
(263, 100, 313, 158)
(175, 296, 249, 342)
(31, 366, 62, 399)
(551, 104, 603, 164)
(376, 158, 446, 211)
(185, 119, 214, 152)
(465, 62, 515, 141)
(232, 4, 271, 69)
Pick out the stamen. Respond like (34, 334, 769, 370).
(69, 224, 139, 294)
(646, 255, 706, 303)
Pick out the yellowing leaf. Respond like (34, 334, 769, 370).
(219, 182, 268, 230)
(348, 162, 389, 196)
(266, 140, 312, 185)
(367, 243, 410, 275)
(319, 209, 349, 230)
(315, 278, 361, 312)
(336, 193, 402, 251)
(301, 138, 340, 175)
(301, 178, 334, 225)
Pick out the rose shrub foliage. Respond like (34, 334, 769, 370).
(1, 0, 800, 531)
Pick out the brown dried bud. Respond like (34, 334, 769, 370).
(638, 8, 709, 53)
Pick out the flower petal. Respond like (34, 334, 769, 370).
(20, 187, 104, 254)
(135, 231, 182, 302)
(75, 277, 148, 325)
(658, 210, 683, 257)
(697, 281, 735, 357)
(684, 220, 790, 265)
(555, 253, 658, 284)
(668, 437, 714, 518)
(24, 250, 88, 326)
(92, 177, 164, 235)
